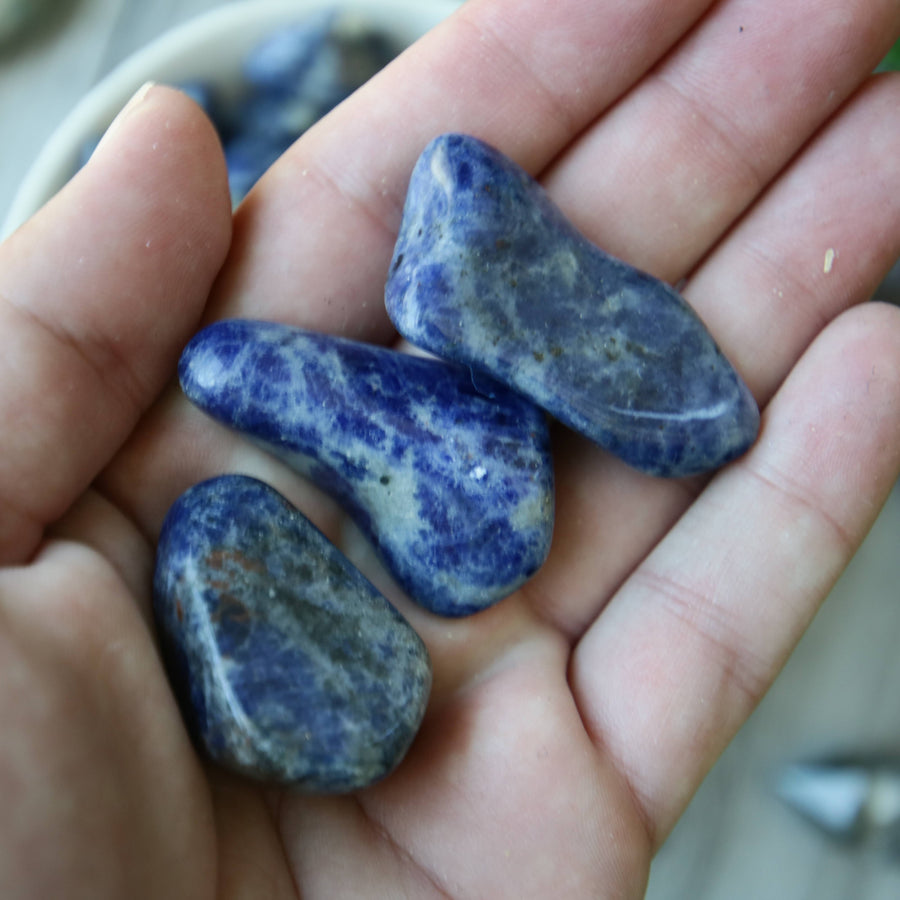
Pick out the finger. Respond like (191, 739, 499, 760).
(524, 72, 900, 638)
(544, 0, 900, 279)
(689, 73, 900, 401)
(212, 0, 716, 337)
(0, 86, 231, 563)
(206, 771, 298, 899)
(45, 488, 155, 618)
(216, 0, 900, 341)
(0, 539, 214, 895)
(570, 301, 900, 846)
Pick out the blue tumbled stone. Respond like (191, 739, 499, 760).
(222, 15, 400, 205)
(222, 132, 294, 207)
(153, 474, 431, 791)
(385, 133, 760, 478)
(230, 89, 322, 145)
(242, 11, 336, 89)
(239, 12, 397, 127)
(179, 320, 554, 618)
(263, 16, 398, 114)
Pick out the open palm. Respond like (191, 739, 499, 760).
(2, 1, 900, 897)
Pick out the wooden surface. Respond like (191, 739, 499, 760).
(2, 2, 900, 897)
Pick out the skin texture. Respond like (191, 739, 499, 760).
(1, 1, 900, 897)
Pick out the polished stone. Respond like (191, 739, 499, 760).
(385, 133, 760, 477)
(179, 320, 554, 617)
(153, 474, 432, 791)
(242, 10, 336, 89)
(225, 14, 399, 204)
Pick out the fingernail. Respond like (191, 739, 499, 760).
(96, 81, 157, 152)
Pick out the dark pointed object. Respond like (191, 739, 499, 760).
(385, 133, 760, 477)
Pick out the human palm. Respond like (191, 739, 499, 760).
(2, 1, 900, 897)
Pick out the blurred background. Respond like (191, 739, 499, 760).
(1, 2, 899, 896)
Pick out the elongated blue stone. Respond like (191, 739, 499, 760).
(179, 320, 554, 617)
(153, 475, 431, 791)
(385, 133, 760, 477)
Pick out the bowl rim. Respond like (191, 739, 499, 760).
(2, 0, 461, 238)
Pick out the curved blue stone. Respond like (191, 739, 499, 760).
(153, 474, 431, 791)
(385, 133, 760, 478)
(179, 320, 554, 617)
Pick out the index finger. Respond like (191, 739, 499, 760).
(210, 0, 716, 338)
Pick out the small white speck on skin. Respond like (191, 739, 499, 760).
(145, 239, 152, 249)
(151, 141, 159, 151)
(824, 247, 836, 274)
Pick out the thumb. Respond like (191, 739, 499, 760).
(0, 84, 231, 564)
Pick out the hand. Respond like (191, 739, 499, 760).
(2, 1, 899, 897)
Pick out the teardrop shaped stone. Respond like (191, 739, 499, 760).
(153, 474, 432, 791)
(385, 133, 760, 477)
(178, 320, 554, 617)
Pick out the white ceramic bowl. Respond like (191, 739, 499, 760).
(2, 0, 460, 237)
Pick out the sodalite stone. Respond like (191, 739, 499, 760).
(242, 10, 337, 89)
(153, 474, 431, 791)
(385, 133, 761, 478)
(178, 320, 554, 617)
(223, 12, 399, 205)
